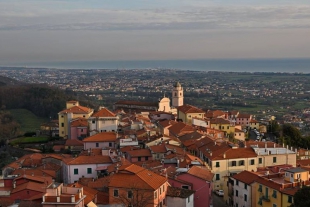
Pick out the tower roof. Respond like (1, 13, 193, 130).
(174, 81, 181, 87)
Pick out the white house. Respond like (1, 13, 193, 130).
(88, 107, 118, 136)
(63, 155, 113, 184)
(166, 186, 195, 207)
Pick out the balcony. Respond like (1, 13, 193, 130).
(262, 196, 270, 202)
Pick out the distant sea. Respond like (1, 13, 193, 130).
(6, 58, 310, 73)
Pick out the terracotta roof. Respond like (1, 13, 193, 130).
(87, 177, 111, 189)
(187, 166, 214, 182)
(177, 104, 204, 114)
(71, 118, 88, 127)
(96, 191, 109, 204)
(210, 118, 231, 125)
(13, 168, 56, 179)
(149, 144, 167, 153)
(59, 105, 93, 114)
(158, 120, 177, 128)
(66, 155, 112, 165)
(250, 119, 259, 123)
(237, 113, 251, 118)
(83, 132, 117, 142)
(11, 181, 47, 194)
(166, 186, 195, 198)
(297, 159, 310, 166)
(91, 108, 116, 117)
(109, 164, 167, 190)
(65, 139, 83, 146)
(168, 122, 195, 136)
(231, 170, 260, 185)
(127, 149, 152, 157)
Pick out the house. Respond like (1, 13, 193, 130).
(249, 119, 260, 130)
(236, 113, 253, 127)
(65, 139, 84, 152)
(229, 170, 260, 207)
(253, 167, 310, 207)
(108, 163, 168, 207)
(168, 122, 195, 138)
(158, 120, 177, 136)
(88, 107, 118, 136)
(83, 132, 117, 150)
(42, 182, 86, 207)
(166, 186, 195, 207)
(168, 166, 214, 207)
(177, 104, 205, 125)
(234, 128, 246, 141)
(209, 118, 235, 135)
(63, 155, 112, 184)
(58, 101, 94, 139)
(70, 118, 88, 140)
(126, 149, 153, 163)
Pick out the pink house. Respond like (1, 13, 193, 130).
(169, 166, 214, 207)
(126, 149, 153, 163)
(236, 114, 253, 126)
(70, 118, 88, 140)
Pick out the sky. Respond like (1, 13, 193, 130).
(1, 0, 310, 66)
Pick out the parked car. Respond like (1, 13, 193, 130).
(215, 189, 224, 196)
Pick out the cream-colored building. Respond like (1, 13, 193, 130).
(158, 97, 171, 113)
(177, 104, 204, 125)
(88, 107, 118, 136)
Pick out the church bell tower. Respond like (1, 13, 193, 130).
(172, 81, 183, 107)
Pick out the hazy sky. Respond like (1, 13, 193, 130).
(1, 0, 310, 65)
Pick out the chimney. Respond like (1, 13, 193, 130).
(223, 153, 226, 158)
(274, 143, 276, 148)
(13, 181, 16, 189)
(265, 142, 267, 148)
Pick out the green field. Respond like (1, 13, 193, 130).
(9, 109, 48, 133)
(10, 136, 49, 145)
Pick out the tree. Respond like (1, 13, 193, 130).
(114, 184, 155, 207)
(282, 124, 302, 147)
(291, 186, 310, 207)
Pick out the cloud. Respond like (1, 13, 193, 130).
(1, 3, 310, 31)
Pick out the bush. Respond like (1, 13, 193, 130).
(24, 132, 36, 137)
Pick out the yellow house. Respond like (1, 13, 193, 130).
(254, 168, 309, 207)
(210, 118, 235, 135)
(177, 104, 204, 125)
(58, 101, 94, 138)
(249, 119, 260, 129)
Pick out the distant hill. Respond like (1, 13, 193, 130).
(0, 75, 26, 86)
(0, 75, 94, 119)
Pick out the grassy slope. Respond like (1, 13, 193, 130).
(8, 109, 48, 133)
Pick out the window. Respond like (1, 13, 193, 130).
(244, 194, 247, 202)
(288, 196, 293, 203)
(87, 168, 92, 174)
(145, 156, 149, 161)
(236, 180, 239, 186)
(128, 190, 133, 198)
(236, 190, 238, 197)
(138, 157, 141, 161)
(239, 160, 244, 166)
(61, 123, 64, 127)
(250, 159, 255, 165)
(244, 184, 247, 190)
(216, 174, 220, 180)
(163, 185, 165, 192)
(273, 204, 277, 207)
(96, 143, 99, 147)
(273, 157, 277, 163)
(188, 196, 190, 203)
(259, 158, 262, 164)
(154, 191, 157, 199)
(216, 162, 220, 167)
(182, 185, 189, 189)
(74, 168, 78, 175)
(109, 142, 112, 147)
(92, 120, 95, 124)
(258, 185, 262, 192)
(297, 173, 301, 179)
(160, 187, 162, 195)
(265, 187, 269, 198)
(81, 129, 84, 132)
(232, 161, 237, 166)
(272, 190, 277, 198)
(113, 189, 119, 197)
(227, 126, 229, 129)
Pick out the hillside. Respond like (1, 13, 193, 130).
(8, 109, 48, 133)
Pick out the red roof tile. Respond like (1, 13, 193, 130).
(66, 155, 112, 165)
(59, 105, 93, 114)
(91, 108, 116, 117)
(83, 132, 117, 142)
(177, 104, 204, 114)
(187, 166, 214, 182)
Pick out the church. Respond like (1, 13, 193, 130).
(113, 81, 184, 113)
